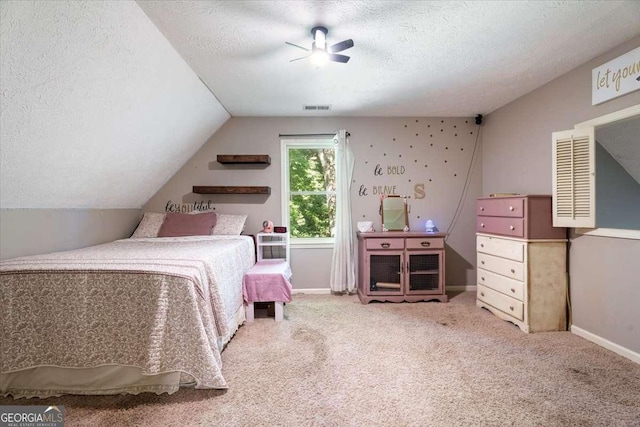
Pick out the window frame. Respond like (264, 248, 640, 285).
(551, 104, 640, 240)
(281, 138, 336, 249)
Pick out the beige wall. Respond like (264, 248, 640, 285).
(483, 36, 640, 354)
(144, 117, 483, 290)
(0, 209, 141, 260)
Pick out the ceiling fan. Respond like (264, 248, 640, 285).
(286, 26, 354, 65)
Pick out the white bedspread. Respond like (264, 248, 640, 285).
(0, 235, 255, 398)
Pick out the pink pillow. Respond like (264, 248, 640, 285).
(157, 212, 217, 237)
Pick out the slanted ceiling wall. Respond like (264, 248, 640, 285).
(0, 0, 229, 209)
(0, 1, 229, 258)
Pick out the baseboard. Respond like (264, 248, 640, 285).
(447, 285, 477, 292)
(571, 325, 640, 364)
(292, 286, 476, 294)
(292, 288, 331, 295)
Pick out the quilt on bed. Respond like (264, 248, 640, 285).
(0, 235, 255, 396)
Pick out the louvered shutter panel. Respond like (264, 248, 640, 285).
(552, 127, 595, 228)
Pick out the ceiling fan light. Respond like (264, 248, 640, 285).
(312, 26, 327, 50)
(310, 49, 329, 66)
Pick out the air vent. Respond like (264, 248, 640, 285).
(303, 105, 331, 111)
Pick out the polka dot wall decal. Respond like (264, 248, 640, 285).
(470, 132, 473, 134)
(365, 161, 368, 164)
(441, 120, 444, 123)
(384, 153, 386, 156)
(429, 179, 432, 182)
(415, 160, 417, 162)
(430, 135, 433, 137)
(461, 148, 464, 151)
(454, 125, 457, 128)
(363, 215, 366, 218)
(465, 120, 468, 123)
(445, 160, 448, 163)
(417, 215, 421, 219)
(430, 143, 433, 146)
(454, 174, 457, 176)
(370, 144, 373, 147)
(399, 154, 402, 157)
(428, 125, 431, 128)
(393, 138, 396, 141)
(416, 119, 419, 122)
(416, 133, 419, 136)
(410, 145, 413, 148)
(446, 147, 448, 150)
(441, 129, 443, 132)
(404, 125, 407, 127)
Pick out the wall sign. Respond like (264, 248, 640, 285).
(592, 46, 640, 105)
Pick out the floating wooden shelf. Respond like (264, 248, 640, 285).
(217, 155, 271, 164)
(193, 186, 271, 195)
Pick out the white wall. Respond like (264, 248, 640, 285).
(483, 36, 640, 355)
(144, 117, 483, 290)
(0, 1, 229, 259)
(0, 0, 229, 209)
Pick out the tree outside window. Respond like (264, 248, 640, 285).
(283, 140, 336, 240)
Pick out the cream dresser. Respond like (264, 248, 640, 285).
(476, 195, 567, 333)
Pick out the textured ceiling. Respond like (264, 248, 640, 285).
(137, 0, 640, 117)
(0, 1, 229, 209)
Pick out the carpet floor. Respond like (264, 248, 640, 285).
(2, 291, 639, 426)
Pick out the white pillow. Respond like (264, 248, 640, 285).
(212, 214, 247, 235)
(131, 212, 166, 238)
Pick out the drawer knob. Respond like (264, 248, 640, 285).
(481, 277, 485, 281)
(509, 206, 514, 211)
(480, 292, 485, 297)
(381, 242, 390, 248)
(480, 244, 484, 248)
(510, 288, 515, 293)
(480, 223, 485, 228)
(480, 207, 485, 211)
(420, 241, 431, 247)
(481, 261, 485, 265)
(510, 268, 515, 273)
(510, 225, 515, 230)
(509, 306, 514, 311)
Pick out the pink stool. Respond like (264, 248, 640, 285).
(243, 260, 293, 322)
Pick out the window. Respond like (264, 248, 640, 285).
(281, 138, 336, 247)
(552, 104, 640, 239)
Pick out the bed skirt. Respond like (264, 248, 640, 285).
(1, 304, 246, 399)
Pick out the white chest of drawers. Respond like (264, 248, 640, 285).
(476, 196, 567, 333)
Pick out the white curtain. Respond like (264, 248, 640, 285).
(330, 129, 356, 293)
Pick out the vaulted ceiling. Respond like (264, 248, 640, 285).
(1, 1, 639, 210)
(138, 0, 640, 116)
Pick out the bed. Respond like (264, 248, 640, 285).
(0, 233, 255, 398)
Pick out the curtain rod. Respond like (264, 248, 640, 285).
(279, 132, 350, 137)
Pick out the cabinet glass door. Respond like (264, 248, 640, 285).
(368, 252, 403, 294)
(407, 252, 441, 293)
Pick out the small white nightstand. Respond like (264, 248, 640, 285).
(256, 232, 290, 263)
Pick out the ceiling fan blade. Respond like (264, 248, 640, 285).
(329, 39, 354, 53)
(285, 41, 310, 52)
(289, 55, 309, 62)
(329, 53, 350, 63)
